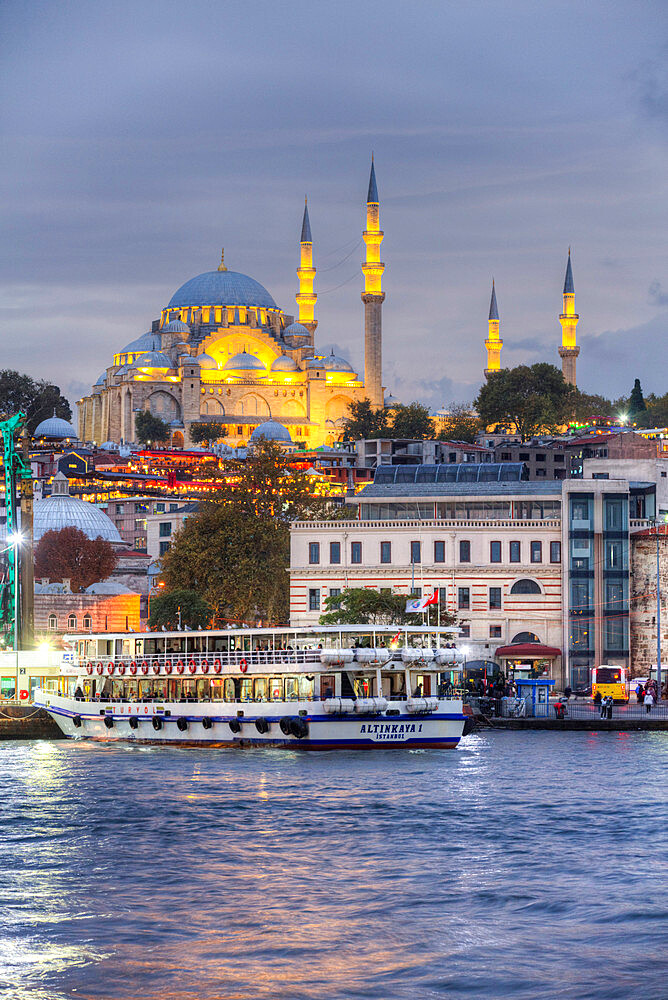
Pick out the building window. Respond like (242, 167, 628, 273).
(434, 540, 445, 563)
(47, 614, 58, 631)
(329, 541, 341, 565)
(459, 540, 471, 563)
(67, 614, 77, 629)
(489, 587, 502, 609)
(530, 541, 542, 563)
(490, 541, 501, 563)
(329, 587, 341, 600)
(159, 522, 172, 537)
(115, 504, 124, 514)
(169, 503, 179, 512)
(308, 588, 321, 611)
(380, 541, 392, 564)
(82, 615, 92, 630)
(438, 587, 447, 606)
(159, 541, 171, 556)
(134, 537, 144, 550)
(550, 541, 561, 563)
(308, 542, 320, 565)
(460, 624, 471, 638)
(410, 541, 421, 564)
(156, 503, 165, 512)
(490, 625, 502, 638)
(458, 587, 470, 610)
(510, 540, 520, 563)
(510, 579, 541, 595)
(350, 542, 362, 564)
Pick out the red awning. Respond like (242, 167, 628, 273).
(495, 643, 561, 658)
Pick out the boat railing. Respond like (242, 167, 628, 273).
(77, 649, 325, 670)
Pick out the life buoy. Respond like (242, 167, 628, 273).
(129, 662, 137, 676)
(86, 664, 94, 676)
(96, 663, 104, 675)
(176, 661, 185, 675)
(117, 664, 126, 676)
(213, 659, 222, 674)
(140, 662, 149, 675)
(106, 663, 114, 675)
(19, 689, 29, 701)
(164, 662, 173, 675)
(201, 660, 209, 674)
(152, 663, 160, 675)
(239, 658, 248, 673)
(188, 660, 197, 674)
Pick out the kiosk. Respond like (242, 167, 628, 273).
(515, 678, 555, 718)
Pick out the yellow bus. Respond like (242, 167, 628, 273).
(591, 665, 629, 703)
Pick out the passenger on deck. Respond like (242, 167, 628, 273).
(413, 684, 423, 698)
(74, 685, 83, 700)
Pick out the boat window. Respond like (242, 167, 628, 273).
(196, 678, 210, 700)
(166, 637, 186, 654)
(320, 675, 335, 699)
(138, 679, 154, 699)
(211, 636, 229, 652)
(155, 677, 168, 699)
(254, 678, 268, 702)
(182, 678, 197, 700)
(269, 677, 283, 701)
(353, 677, 372, 698)
(111, 680, 124, 700)
(285, 677, 299, 701)
(134, 639, 144, 656)
(82, 679, 92, 699)
(228, 636, 238, 652)
(224, 678, 237, 702)
(187, 637, 205, 653)
(298, 675, 314, 701)
(240, 678, 253, 702)
(210, 679, 224, 701)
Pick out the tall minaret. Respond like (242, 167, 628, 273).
(558, 249, 580, 386)
(361, 157, 385, 407)
(484, 279, 502, 377)
(296, 197, 317, 343)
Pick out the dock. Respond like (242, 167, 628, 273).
(0, 705, 64, 739)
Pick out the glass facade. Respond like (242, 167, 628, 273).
(602, 495, 629, 660)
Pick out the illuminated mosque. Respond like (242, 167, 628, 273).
(78, 162, 386, 450)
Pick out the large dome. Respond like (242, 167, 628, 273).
(34, 475, 121, 545)
(168, 270, 277, 309)
(34, 413, 77, 440)
(250, 421, 292, 444)
(223, 351, 266, 372)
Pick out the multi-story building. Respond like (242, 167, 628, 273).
(145, 503, 198, 559)
(630, 525, 667, 676)
(355, 438, 493, 470)
(100, 495, 187, 551)
(290, 464, 636, 689)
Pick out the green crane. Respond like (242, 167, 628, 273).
(0, 413, 33, 649)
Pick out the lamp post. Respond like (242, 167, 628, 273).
(652, 517, 663, 702)
(147, 580, 165, 626)
(2, 532, 23, 700)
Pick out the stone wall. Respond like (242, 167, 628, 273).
(630, 528, 668, 674)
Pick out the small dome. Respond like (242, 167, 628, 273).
(100, 441, 119, 451)
(284, 322, 310, 338)
(250, 421, 292, 444)
(270, 354, 300, 372)
(119, 331, 161, 354)
(34, 474, 121, 545)
(132, 351, 172, 370)
(34, 413, 77, 440)
(223, 350, 266, 372)
(196, 352, 218, 370)
(95, 371, 107, 386)
(323, 350, 354, 373)
(162, 318, 191, 334)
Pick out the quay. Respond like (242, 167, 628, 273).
(0, 705, 63, 740)
(471, 698, 668, 732)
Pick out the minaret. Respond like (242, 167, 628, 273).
(361, 157, 385, 407)
(558, 249, 580, 386)
(296, 198, 317, 342)
(484, 279, 502, 377)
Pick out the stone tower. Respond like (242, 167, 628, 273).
(558, 250, 580, 386)
(484, 279, 502, 377)
(361, 158, 385, 407)
(296, 198, 317, 344)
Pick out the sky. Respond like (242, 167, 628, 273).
(1, 0, 668, 418)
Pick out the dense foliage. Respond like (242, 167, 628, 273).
(148, 588, 213, 630)
(34, 527, 117, 592)
(135, 410, 170, 446)
(475, 364, 575, 440)
(189, 422, 225, 446)
(343, 398, 435, 441)
(436, 402, 481, 443)
(319, 587, 457, 626)
(0, 370, 72, 435)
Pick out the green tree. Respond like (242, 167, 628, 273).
(570, 391, 613, 425)
(475, 364, 575, 441)
(342, 398, 389, 441)
(0, 369, 72, 434)
(149, 588, 213, 630)
(189, 421, 225, 445)
(437, 402, 481, 443)
(634, 391, 668, 428)
(389, 402, 435, 439)
(319, 587, 457, 626)
(34, 527, 116, 592)
(135, 410, 170, 447)
(629, 378, 646, 415)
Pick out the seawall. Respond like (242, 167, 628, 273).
(0, 705, 64, 740)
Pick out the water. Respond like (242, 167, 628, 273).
(1, 733, 666, 1000)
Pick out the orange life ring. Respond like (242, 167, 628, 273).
(152, 663, 160, 675)
(106, 663, 114, 675)
(129, 663, 137, 676)
(201, 660, 209, 674)
(239, 658, 248, 673)
(86, 663, 94, 675)
(19, 689, 29, 700)
(188, 660, 197, 674)
(176, 661, 185, 675)
(96, 663, 104, 675)
(117, 663, 126, 676)
(164, 662, 173, 675)
(140, 662, 149, 675)
(213, 659, 222, 674)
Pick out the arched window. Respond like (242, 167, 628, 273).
(82, 614, 92, 631)
(67, 614, 77, 629)
(48, 614, 58, 631)
(510, 579, 541, 595)
(511, 631, 541, 644)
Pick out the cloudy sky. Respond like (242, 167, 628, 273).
(1, 0, 668, 416)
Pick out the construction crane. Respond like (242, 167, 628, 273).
(0, 413, 33, 649)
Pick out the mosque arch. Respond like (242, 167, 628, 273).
(239, 394, 271, 417)
(201, 397, 225, 416)
(325, 395, 351, 424)
(280, 398, 306, 418)
(147, 391, 181, 422)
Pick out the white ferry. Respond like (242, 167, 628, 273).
(34, 625, 473, 750)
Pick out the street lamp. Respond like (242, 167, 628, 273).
(2, 532, 23, 701)
(147, 580, 165, 627)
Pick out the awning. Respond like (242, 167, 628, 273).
(495, 643, 561, 658)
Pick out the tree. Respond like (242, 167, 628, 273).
(320, 587, 457, 626)
(0, 369, 72, 434)
(389, 402, 435, 439)
(189, 422, 225, 446)
(135, 410, 170, 447)
(34, 527, 117, 593)
(342, 398, 389, 441)
(149, 588, 213, 630)
(570, 391, 613, 425)
(437, 402, 481, 443)
(629, 378, 646, 415)
(475, 363, 575, 441)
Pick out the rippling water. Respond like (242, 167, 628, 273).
(1, 733, 666, 1000)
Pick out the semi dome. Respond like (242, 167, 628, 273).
(196, 352, 218, 370)
(34, 412, 77, 440)
(119, 331, 161, 354)
(250, 421, 292, 444)
(168, 270, 277, 310)
(323, 350, 354, 373)
(132, 351, 172, 369)
(223, 351, 266, 372)
(283, 322, 310, 338)
(95, 372, 107, 386)
(34, 473, 122, 545)
(270, 355, 300, 372)
(162, 318, 191, 334)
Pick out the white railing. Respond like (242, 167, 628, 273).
(292, 520, 562, 529)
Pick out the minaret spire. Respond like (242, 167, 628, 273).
(296, 196, 317, 341)
(484, 279, 502, 377)
(558, 249, 580, 385)
(362, 157, 385, 407)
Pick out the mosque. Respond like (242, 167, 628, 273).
(77, 163, 386, 450)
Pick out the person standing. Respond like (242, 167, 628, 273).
(644, 689, 654, 714)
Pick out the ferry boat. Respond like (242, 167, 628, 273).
(34, 625, 473, 750)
